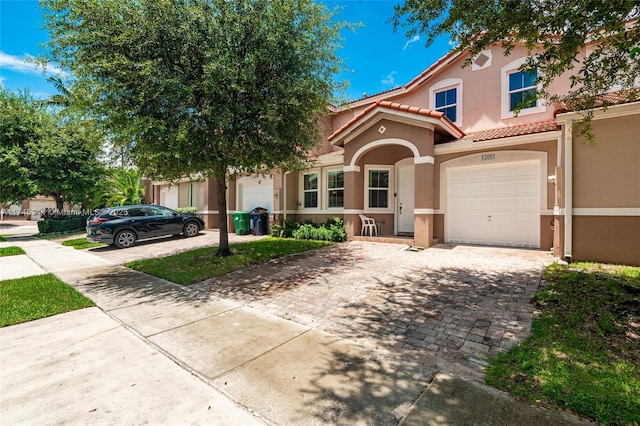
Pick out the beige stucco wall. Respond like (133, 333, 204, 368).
(342, 119, 434, 166)
(572, 115, 640, 208)
(330, 44, 578, 140)
(573, 216, 640, 265)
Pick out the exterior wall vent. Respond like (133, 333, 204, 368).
(471, 49, 493, 71)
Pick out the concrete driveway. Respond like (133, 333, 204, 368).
(86, 229, 265, 264)
(0, 219, 39, 236)
(193, 241, 554, 380)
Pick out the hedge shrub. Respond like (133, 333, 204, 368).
(175, 207, 198, 214)
(37, 215, 90, 234)
(291, 217, 346, 242)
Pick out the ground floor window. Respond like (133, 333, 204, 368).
(187, 182, 198, 207)
(303, 173, 318, 208)
(367, 168, 390, 209)
(327, 170, 344, 208)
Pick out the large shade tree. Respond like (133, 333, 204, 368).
(392, 1, 640, 114)
(0, 90, 43, 204)
(0, 89, 105, 210)
(43, 0, 345, 256)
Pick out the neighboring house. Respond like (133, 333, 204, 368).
(149, 43, 640, 265)
(2, 196, 63, 220)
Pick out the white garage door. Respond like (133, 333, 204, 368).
(238, 175, 273, 212)
(446, 161, 540, 248)
(29, 200, 57, 220)
(160, 186, 179, 209)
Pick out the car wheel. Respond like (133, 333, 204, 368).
(183, 221, 200, 238)
(114, 230, 137, 248)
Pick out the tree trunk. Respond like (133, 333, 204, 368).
(215, 168, 231, 257)
(53, 194, 64, 212)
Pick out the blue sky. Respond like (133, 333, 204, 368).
(0, 0, 452, 102)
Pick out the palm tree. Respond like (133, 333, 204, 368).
(38, 76, 77, 109)
(106, 168, 146, 206)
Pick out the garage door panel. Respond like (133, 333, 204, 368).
(491, 198, 514, 210)
(467, 198, 491, 211)
(448, 183, 469, 197)
(468, 183, 491, 195)
(490, 166, 514, 178)
(238, 176, 274, 212)
(492, 182, 515, 195)
(516, 164, 539, 176)
(446, 160, 541, 248)
(516, 197, 538, 210)
(516, 181, 538, 194)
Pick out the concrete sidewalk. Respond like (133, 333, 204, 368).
(0, 237, 591, 425)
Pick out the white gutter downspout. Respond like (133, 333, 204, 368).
(564, 119, 573, 261)
(283, 171, 290, 222)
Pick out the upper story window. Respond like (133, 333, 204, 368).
(327, 170, 344, 208)
(508, 70, 537, 111)
(429, 78, 462, 126)
(501, 57, 545, 118)
(435, 88, 457, 122)
(303, 172, 318, 208)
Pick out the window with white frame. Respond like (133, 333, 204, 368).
(187, 182, 198, 207)
(501, 58, 545, 118)
(429, 78, 462, 126)
(508, 69, 538, 111)
(435, 88, 457, 122)
(327, 170, 344, 208)
(366, 167, 391, 210)
(303, 172, 318, 208)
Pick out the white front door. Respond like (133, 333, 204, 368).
(397, 163, 415, 234)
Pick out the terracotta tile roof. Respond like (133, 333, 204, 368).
(460, 120, 559, 142)
(347, 86, 404, 104)
(308, 149, 344, 161)
(554, 89, 640, 116)
(328, 99, 464, 143)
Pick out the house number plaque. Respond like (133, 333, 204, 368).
(482, 153, 496, 161)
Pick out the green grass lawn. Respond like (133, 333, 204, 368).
(0, 246, 26, 257)
(486, 262, 640, 425)
(61, 237, 104, 250)
(0, 236, 7, 242)
(126, 237, 332, 285)
(0, 273, 94, 327)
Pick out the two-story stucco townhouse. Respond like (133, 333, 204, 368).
(151, 42, 640, 266)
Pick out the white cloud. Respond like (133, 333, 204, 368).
(381, 70, 397, 86)
(403, 35, 421, 51)
(0, 51, 66, 76)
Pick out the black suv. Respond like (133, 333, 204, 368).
(86, 205, 205, 248)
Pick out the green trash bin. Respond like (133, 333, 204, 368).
(232, 211, 251, 235)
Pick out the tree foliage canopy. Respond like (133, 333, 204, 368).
(43, 0, 344, 179)
(0, 89, 105, 209)
(392, 1, 640, 111)
(42, 0, 346, 255)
